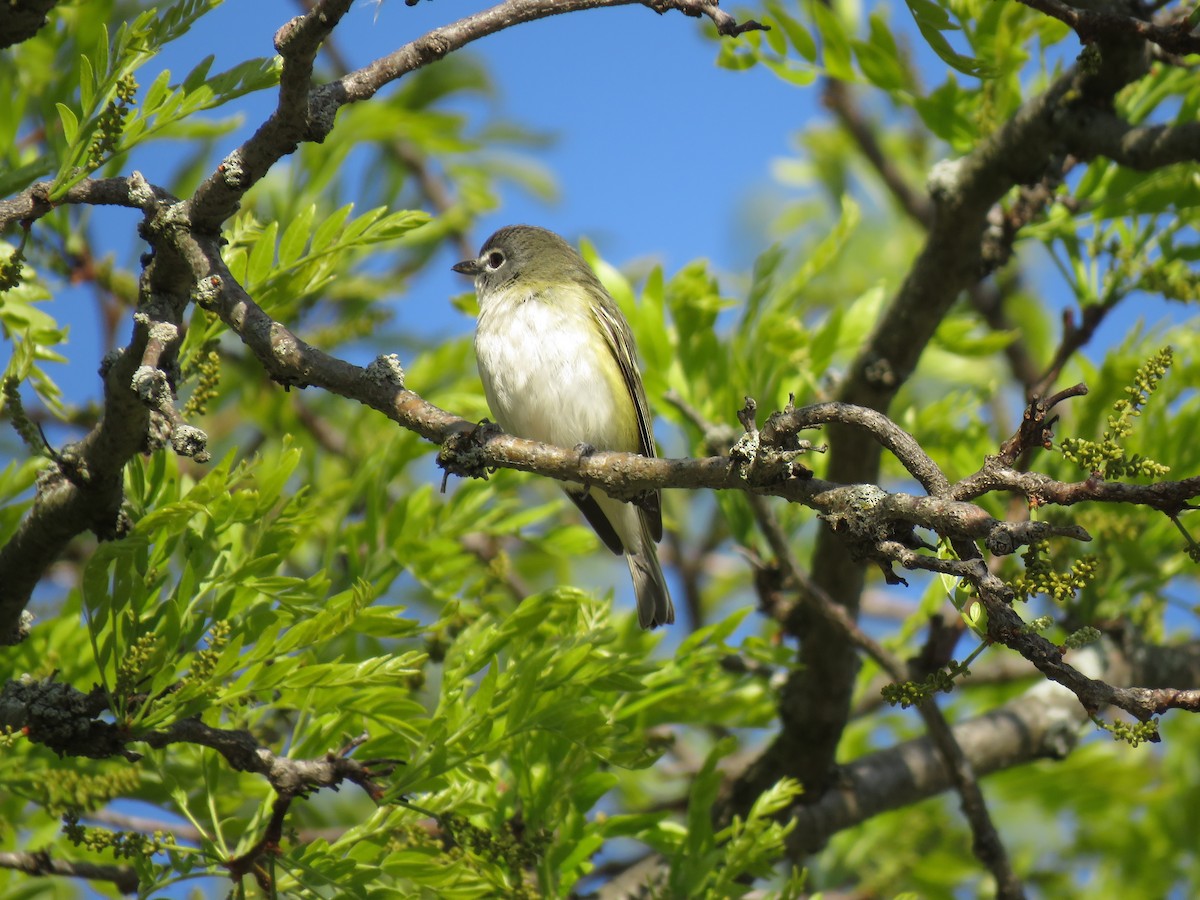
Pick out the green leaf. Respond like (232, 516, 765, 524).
(182, 54, 216, 92)
(312, 204, 354, 252)
(907, 0, 958, 32)
(811, 1, 854, 82)
(855, 15, 913, 92)
(764, 17, 788, 56)
(56, 103, 79, 144)
(716, 41, 758, 71)
(246, 220, 278, 288)
(766, 0, 817, 62)
(762, 57, 818, 87)
(279, 203, 317, 268)
(142, 68, 173, 113)
(79, 54, 96, 111)
(933, 316, 1019, 356)
(905, 0, 993, 77)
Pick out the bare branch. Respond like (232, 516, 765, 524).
(141, 718, 392, 799)
(873, 541, 1193, 724)
(325, 0, 764, 109)
(185, 0, 357, 231)
(955, 463, 1200, 517)
(761, 400, 949, 494)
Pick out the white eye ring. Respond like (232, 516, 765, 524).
(485, 250, 505, 270)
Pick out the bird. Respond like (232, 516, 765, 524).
(452, 225, 674, 629)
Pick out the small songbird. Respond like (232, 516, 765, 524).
(452, 225, 674, 629)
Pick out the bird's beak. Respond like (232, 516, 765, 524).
(451, 258, 481, 276)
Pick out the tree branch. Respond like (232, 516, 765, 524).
(784, 644, 1110, 856)
(740, 7, 1153, 819)
(1017, 0, 1200, 55)
(0, 679, 393, 801)
(0, 175, 177, 231)
(1061, 109, 1200, 169)
(0, 176, 207, 644)
(0, 851, 138, 895)
(0, 0, 60, 50)
(0, 0, 760, 639)
(141, 718, 392, 798)
(171, 257, 1130, 555)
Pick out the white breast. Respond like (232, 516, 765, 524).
(475, 292, 635, 452)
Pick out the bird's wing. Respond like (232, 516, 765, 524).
(565, 486, 625, 555)
(591, 295, 663, 542)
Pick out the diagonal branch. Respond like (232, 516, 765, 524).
(0, 176, 205, 644)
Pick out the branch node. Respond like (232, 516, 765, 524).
(365, 353, 406, 388)
(437, 421, 500, 489)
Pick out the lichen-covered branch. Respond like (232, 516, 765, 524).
(1, 678, 391, 799)
(0, 173, 208, 643)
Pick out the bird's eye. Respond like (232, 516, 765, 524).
(485, 250, 505, 270)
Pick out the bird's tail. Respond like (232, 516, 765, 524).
(627, 516, 674, 629)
